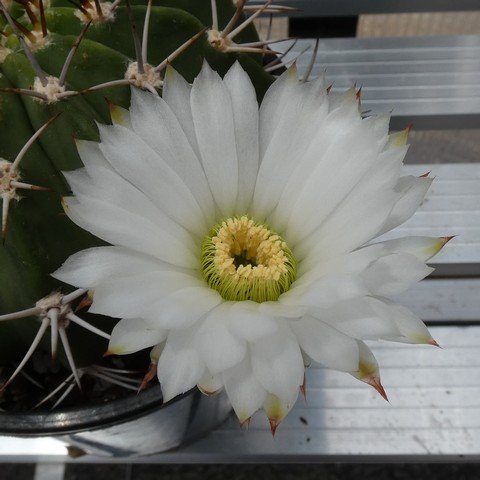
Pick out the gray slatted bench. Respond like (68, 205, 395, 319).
(250, 0, 480, 17)
(1, 163, 479, 463)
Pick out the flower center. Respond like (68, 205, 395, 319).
(201, 216, 297, 303)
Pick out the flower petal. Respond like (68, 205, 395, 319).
(195, 303, 247, 375)
(250, 326, 304, 403)
(198, 370, 223, 395)
(52, 246, 179, 288)
(378, 176, 433, 236)
(294, 145, 406, 260)
(129, 88, 216, 225)
(191, 62, 238, 216)
(295, 243, 384, 287)
(74, 139, 112, 175)
(97, 123, 208, 237)
(291, 316, 359, 372)
(64, 164, 197, 257)
(254, 69, 328, 220)
(143, 286, 223, 330)
(361, 252, 434, 297)
(108, 318, 167, 355)
(89, 270, 203, 318)
(157, 325, 205, 403)
(374, 236, 449, 262)
(223, 355, 267, 423)
(162, 65, 200, 158)
(223, 61, 259, 213)
(228, 301, 279, 342)
(382, 299, 434, 344)
(319, 296, 402, 341)
(282, 274, 368, 310)
(62, 196, 197, 268)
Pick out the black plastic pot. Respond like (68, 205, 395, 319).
(0, 386, 231, 457)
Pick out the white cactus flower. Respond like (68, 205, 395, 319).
(53, 61, 449, 432)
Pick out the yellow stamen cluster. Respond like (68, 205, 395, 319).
(202, 216, 296, 303)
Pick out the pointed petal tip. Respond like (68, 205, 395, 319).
(355, 86, 362, 101)
(419, 171, 431, 178)
(138, 362, 157, 393)
(103, 350, 113, 358)
(75, 294, 93, 313)
(299, 375, 306, 400)
(429, 338, 442, 348)
(240, 417, 251, 429)
(269, 417, 281, 437)
(367, 376, 389, 403)
(442, 235, 456, 244)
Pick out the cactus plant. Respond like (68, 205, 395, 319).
(0, 0, 279, 409)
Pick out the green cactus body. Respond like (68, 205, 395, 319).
(0, 0, 273, 370)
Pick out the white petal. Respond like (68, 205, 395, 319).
(373, 236, 448, 262)
(129, 88, 216, 225)
(319, 296, 401, 340)
(382, 300, 434, 344)
(378, 176, 433, 235)
(64, 165, 197, 258)
(197, 370, 223, 395)
(74, 139, 112, 175)
(162, 66, 200, 158)
(157, 326, 205, 403)
(254, 69, 328, 220)
(223, 354, 267, 423)
(62, 196, 197, 268)
(89, 270, 203, 318)
(294, 145, 406, 260)
(291, 316, 359, 372)
(296, 189, 396, 262)
(195, 303, 247, 375)
(108, 318, 167, 355)
(364, 113, 391, 142)
(282, 274, 368, 310)
(143, 287, 222, 330)
(250, 327, 304, 403)
(191, 62, 238, 216)
(263, 392, 298, 423)
(361, 252, 434, 297)
(271, 103, 383, 234)
(52, 246, 179, 288)
(223, 62, 259, 214)
(295, 243, 384, 287)
(228, 301, 279, 342)
(257, 301, 306, 319)
(258, 66, 299, 160)
(98, 123, 208, 237)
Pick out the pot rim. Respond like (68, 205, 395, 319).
(0, 385, 193, 436)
